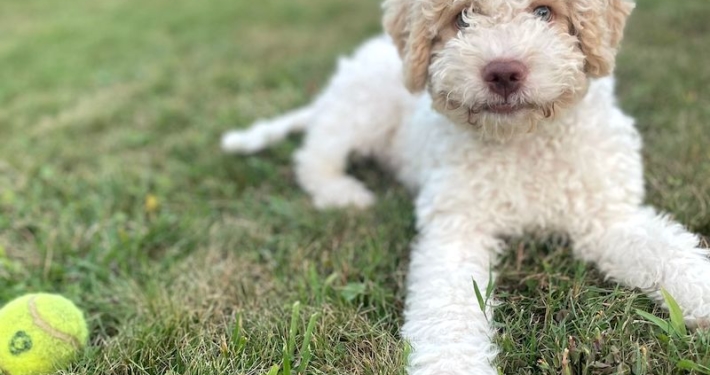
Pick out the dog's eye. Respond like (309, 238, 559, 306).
(532, 6, 553, 22)
(455, 9, 470, 29)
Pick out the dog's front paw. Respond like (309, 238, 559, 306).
(312, 178, 375, 209)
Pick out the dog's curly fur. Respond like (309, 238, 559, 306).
(222, 1, 710, 373)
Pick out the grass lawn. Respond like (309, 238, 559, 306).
(0, 0, 709, 374)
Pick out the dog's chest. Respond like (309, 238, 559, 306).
(395, 99, 644, 233)
(473, 138, 586, 223)
(429, 127, 643, 233)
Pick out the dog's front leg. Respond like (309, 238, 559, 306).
(572, 206, 710, 328)
(403, 216, 501, 375)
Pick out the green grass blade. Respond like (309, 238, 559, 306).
(282, 341, 291, 375)
(231, 312, 246, 353)
(288, 302, 301, 354)
(634, 344, 648, 375)
(297, 312, 320, 374)
(635, 309, 673, 336)
(284, 302, 301, 375)
(677, 359, 710, 374)
(485, 268, 495, 301)
(472, 278, 487, 319)
(661, 288, 687, 336)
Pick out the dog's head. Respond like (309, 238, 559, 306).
(384, 0, 634, 138)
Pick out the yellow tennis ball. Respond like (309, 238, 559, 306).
(0, 293, 88, 375)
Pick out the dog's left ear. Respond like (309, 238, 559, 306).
(383, 0, 432, 93)
(571, 0, 635, 77)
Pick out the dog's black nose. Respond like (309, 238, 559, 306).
(482, 60, 528, 100)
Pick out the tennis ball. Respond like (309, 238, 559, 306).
(0, 293, 88, 375)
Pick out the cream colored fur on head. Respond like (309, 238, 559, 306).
(384, 0, 633, 89)
(223, 1, 710, 374)
(384, 0, 633, 139)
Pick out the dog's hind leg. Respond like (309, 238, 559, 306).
(293, 124, 376, 209)
(222, 101, 376, 209)
(222, 36, 406, 209)
(286, 37, 406, 209)
(221, 106, 315, 154)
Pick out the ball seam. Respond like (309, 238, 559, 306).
(27, 296, 82, 350)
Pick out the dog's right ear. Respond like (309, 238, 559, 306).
(383, 0, 432, 93)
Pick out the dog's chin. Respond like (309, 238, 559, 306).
(473, 107, 545, 140)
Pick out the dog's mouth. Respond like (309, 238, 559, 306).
(471, 102, 535, 116)
(440, 96, 556, 126)
(444, 98, 531, 114)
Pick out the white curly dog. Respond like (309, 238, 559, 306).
(222, 0, 710, 373)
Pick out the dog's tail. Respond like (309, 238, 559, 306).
(221, 106, 314, 154)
